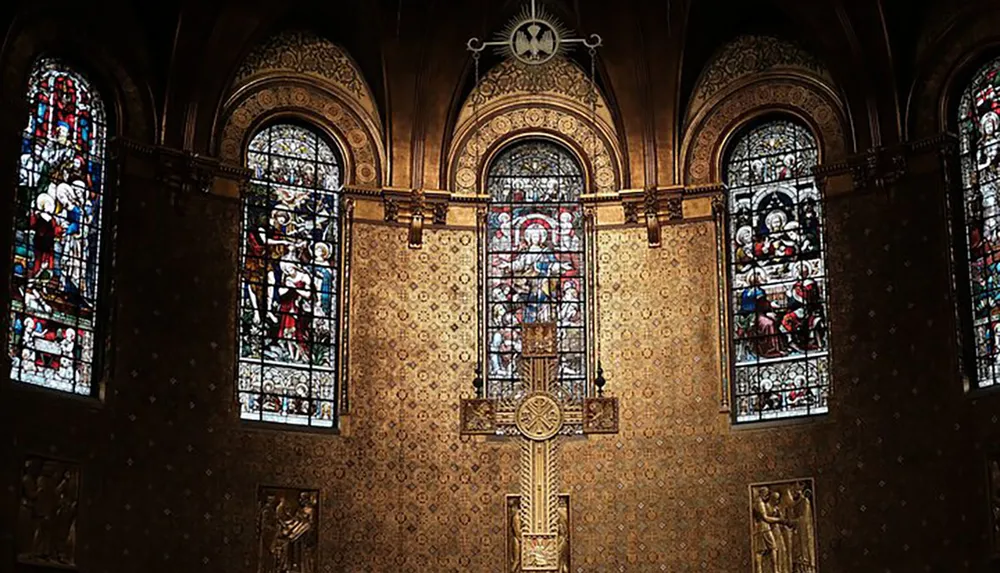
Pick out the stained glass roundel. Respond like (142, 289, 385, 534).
(958, 56, 1000, 389)
(9, 58, 108, 396)
(237, 123, 343, 428)
(485, 139, 587, 402)
(724, 120, 830, 423)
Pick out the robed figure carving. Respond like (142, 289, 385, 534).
(257, 487, 318, 573)
(751, 480, 817, 573)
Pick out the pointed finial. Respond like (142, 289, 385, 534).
(595, 361, 606, 396)
(473, 364, 484, 398)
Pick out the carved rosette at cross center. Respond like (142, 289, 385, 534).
(516, 393, 563, 441)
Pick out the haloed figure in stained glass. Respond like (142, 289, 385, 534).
(960, 57, 1000, 388)
(9, 58, 107, 395)
(726, 120, 830, 422)
(238, 124, 342, 428)
(486, 140, 587, 402)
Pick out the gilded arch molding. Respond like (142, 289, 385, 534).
(214, 30, 386, 188)
(217, 79, 383, 188)
(447, 57, 625, 195)
(449, 104, 622, 195)
(681, 74, 850, 186)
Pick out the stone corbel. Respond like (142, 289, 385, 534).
(619, 186, 685, 247)
(381, 187, 451, 248)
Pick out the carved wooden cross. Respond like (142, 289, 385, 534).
(460, 323, 619, 572)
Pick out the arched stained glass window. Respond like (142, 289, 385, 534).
(237, 123, 343, 428)
(725, 119, 830, 423)
(486, 139, 587, 401)
(8, 58, 109, 396)
(958, 56, 1000, 389)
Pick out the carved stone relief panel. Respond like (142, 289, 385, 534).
(506, 494, 570, 573)
(749, 478, 817, 573)
(256, 486, 319, 573)
(17, 456, 80, 568)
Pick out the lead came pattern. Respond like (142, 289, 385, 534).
(8, 58, 107, 395)
(959, 57, 1000, 389)
(238, 124, 342, 428)
(486, 140, 587, 402)
(726, 120, 830, 422)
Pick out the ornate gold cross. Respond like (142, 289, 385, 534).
(460, 323, 619, 572)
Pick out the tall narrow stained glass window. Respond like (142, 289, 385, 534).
(959, 57, 1000, 389)
(725, 120, 830, 423)
(486, 139, 587, 402)
(8, 58, 109, 395)
(237, 123, 343, 428)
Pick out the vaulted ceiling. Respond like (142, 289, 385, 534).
(1, 0, 989, 183)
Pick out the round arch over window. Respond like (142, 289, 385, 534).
(485, 139, 588, 402)
(237, 122, 345, 428)
(957, 55, 1000, 390)
(724, 119, 830, 423)
(8, 57, 110, 396)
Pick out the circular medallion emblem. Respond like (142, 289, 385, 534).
(515, 393, 563, 441)
(508, 19, 560, 65)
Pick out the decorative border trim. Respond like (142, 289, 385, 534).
(216, 78, 385, 189)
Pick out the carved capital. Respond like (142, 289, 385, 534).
(381, 187, 452, 248)
(619, 186, 688, 247)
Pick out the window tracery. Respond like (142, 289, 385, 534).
(485, 139, 588, 402)
(237, 123, 344, 427)
(8, 57, 109, 396)
(958, 56, 1000, 389)
(725, 119, 830, 422)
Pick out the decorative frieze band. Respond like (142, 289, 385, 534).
(812, 133, 958, 196)
(110, 139, 251, 208)
(618, 184, 724, 247)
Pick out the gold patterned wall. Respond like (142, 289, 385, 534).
(5, 4, 1000, 572)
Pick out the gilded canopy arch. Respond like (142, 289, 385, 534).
(447, 57, 624, 194)
(0, 14, 155, 142)
(684, 35, 835, 129)
(681, 35, 848, 186)
(214, 31, 385, 187)
(682, 74, 849, 186)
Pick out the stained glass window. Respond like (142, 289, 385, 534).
(8, 58, 108, 395)
(959, 56, 1000, 389)
(725, 119, 830, 423)
(486, 139, 587, 402)
(237, 123, 343, 428)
